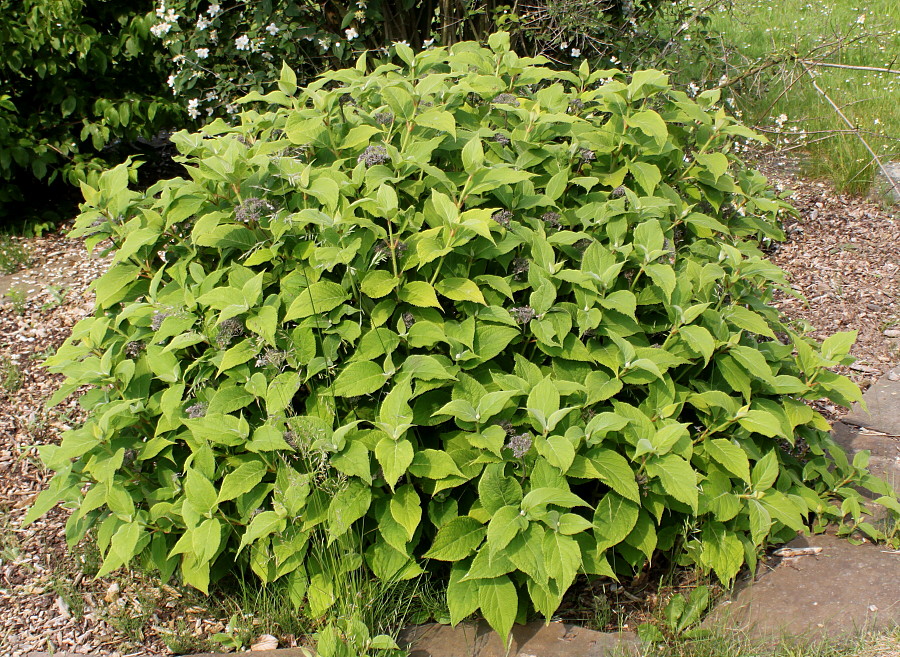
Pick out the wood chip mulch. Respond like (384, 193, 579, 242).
(1, 151, 898, 655)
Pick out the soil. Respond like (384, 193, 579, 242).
(1, 150, 898, 656)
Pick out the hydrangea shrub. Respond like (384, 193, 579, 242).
(28, 34, 898, 640)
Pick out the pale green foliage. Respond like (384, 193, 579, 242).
(27, 33, 899, 643)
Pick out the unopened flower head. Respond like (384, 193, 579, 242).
(235, 197, 275, 224)
(491, 93, 520, 107)
(512, 258, 529, 278)
(493, 132, 511, 145)
(186, 402, 208, 419)
(216, 318, 244, 347)
(541, 211, 561, 229)
(151, 311, 172, 331)
(374, 111, 394, 125)
(506, 432, 532, 458)
(511, 306, 536, 324)
(579, 148, 596, 162)
(402, 312, 415, 330)
(358, 144, 389, 167)
(492, 209, 513, 228)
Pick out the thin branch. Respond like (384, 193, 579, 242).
(798, 60, 900, 75)
(799, 61, 900, 198)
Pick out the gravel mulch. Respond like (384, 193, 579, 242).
(1, 152, 898, 655)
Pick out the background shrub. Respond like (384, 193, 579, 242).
(0, 0, 182, 225)
(27, 35, 898, 641)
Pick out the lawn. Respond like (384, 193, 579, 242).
(706, 0, 900, 195)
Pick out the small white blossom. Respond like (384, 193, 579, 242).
(266, 22, 279, 35)
(226, 103, 239, 114)
(150, 22, 172, 37)
(423, 37, 435, 47)
(165, 8, 179, 22)
(393, 40, 409, 47)
(187, 98, 200, 119)
(874, 118, 881, 125)
(571, 48, 581, 58)
(345, 27, 358, 40)
(196, 15, 210, 30)
(235, 34, 250, 50)
(205, 91, 219, 102)
(856, 13, 866, 24)
(195, 47, 209, 59)
(167, 74, 176, 88)
(318, 38, 330, 50)
(207, 3, 221, 17)
(687, 81, 699, 97)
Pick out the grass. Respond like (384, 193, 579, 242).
(0, 233, 31, 274)
(705, 0, 900, 196)
(0, 356, 22, 394)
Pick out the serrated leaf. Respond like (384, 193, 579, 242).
(361, 270, 400, 299)
(399, 281, 442, 308)
(217, 460, 268, 503)
(333, 361, 387, 397)
(424, 516, 485, 561)
(478, 576, 518, 644)
(435, 278, 486, 305)
(285, 281, 348, 319)
(589, 449, 639, 502)
(646, 454, 698, 511)
(705, 439, 751, 483)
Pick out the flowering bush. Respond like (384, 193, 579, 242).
(0, 0, 182, 224)
(150, 0, 725, 124)
(27, 35, 898, 641)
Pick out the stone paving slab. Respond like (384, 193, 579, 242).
(844, 365, 900, 436)
(706, 533, 900, 639)
(399, 621, 640, 657)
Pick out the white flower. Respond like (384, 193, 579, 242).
(195, 47, 209, 59)
(150, 22, 172, 37)
(345, 27, 358, 40)
(856, 13, 866, 24)
(874, 118, 881, 125)
(207, 3, 221, 17)
(235, 34, 250, 50)
(165, 8, 179, 22)
(318, 38, 330, 50)
(167, 74, 176, 88)
(393, 40, 409, 47)
(187, 98, 200, 119)
(266, 22, 279, 35)
(687, 81, 699, 97)
(196, 16, 209, 30)
(156, 3, 166, 19)
(226, 103, 239, 114)
(205, 91, 219, 102)
(571, 48, 581, 58)
(423, 37, 435, 47)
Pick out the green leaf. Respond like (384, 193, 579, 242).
(447, 562, 480, 625)
(333, 361, 387, 397)
(327, 480, 371, 540)
(486, 505, 527, 553)
(435, 278, 486, 305)
(424, 516, 485, 561)
(415, 109, 457, 138)
(629, 161, 661, 195)
(217, 460, 268, 503)
(374, 436, 414, 490)
(361, 270, 400, 299)
(185, 468, 218, 515)
(646, 454, 698, 512)
(701, 522, 743, 583)
(390, 484, 421, 542)
(593, 493, 639, 551)
(239, 511, 286, 551)
(751, 451, 779, 491)
(629, 110, 668, 148)
(478, 575, 518, 643)
(589, 449, 639, 502)
(217, 339, 257, 374)
(705, 439, 751, 483)
(285, 281, 348, 319)
(399, 281, 442, 308)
